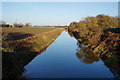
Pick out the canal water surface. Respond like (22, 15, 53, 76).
(23, 31, 114, 78)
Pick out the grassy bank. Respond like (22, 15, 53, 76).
(2, 27, 60, 52)
(2, 27, 64, 80)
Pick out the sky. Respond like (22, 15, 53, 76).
(2, 2, 118, 26)
(1, 0, 119, 2)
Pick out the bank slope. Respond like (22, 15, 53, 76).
(2, 27, 64, 80)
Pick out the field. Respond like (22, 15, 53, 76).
(2, 27, 59, 36)
(2, 27, 62, 52)
(2, 27, 59, 43)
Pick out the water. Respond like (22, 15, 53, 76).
(23, 31, 114, 78)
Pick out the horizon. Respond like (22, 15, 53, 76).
(2, 2, 118, 26)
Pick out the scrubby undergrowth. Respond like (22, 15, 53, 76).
(68, 14, 120, 57)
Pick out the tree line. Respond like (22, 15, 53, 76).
(68, 14, 120, 55)
(0, 21, 31, 28)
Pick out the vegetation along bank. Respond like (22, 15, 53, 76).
(68, 14, 120, 57)
(68, 15, 120, 79)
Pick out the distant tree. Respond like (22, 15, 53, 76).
(13, 23, 18, 27)
(0, 21, 6, 27)
(13, 23, 23, 28)
(65, 25, 68, 27)
(25, 23, 31, 27)
(18, 23, 23, 28)
(5, 24, 10, 27)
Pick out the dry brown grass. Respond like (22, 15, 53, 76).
(2, 27, 62, 52)
(2, 27, 64, 80)
(2, 27, 59, 36)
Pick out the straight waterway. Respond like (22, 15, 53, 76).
(23, 31, 114, 78)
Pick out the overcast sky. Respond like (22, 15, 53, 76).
(2, 2, 118, 26)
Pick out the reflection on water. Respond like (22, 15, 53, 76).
(23, 31, 119, 78)
(101, 54, 120, 79)
(76, 42, 99, 64)
(73, 35, 120, 79)
(68, 31, 74, 37)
